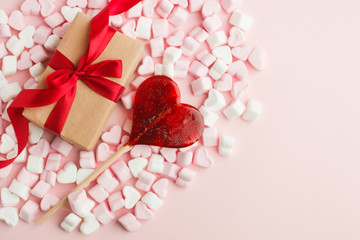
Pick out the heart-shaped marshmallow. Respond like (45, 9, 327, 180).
(170, 0, 188, 8)
(40, 194, 59, 211)
(80, 213, 100, 235)
(21, 0, 41, 16)
(29, 139, 50, 158)
(166, 30, 184, 46)
(17, 51, 33, 71)
(67, 0, 88, 8)
(8, 10, 25, 31)
(96, 142, 114, 162)
(61, 6, 82, 23)
(19, 26, 35, 48)
(1, 187, 20, 207)
(39, 0, 56, 17)
(204, 89, 226, 112)
(248, 47, 265, 71)
(57, 162, 77, 184)
(0, 207, 19, 226)
(152, 178, 169, 198)
(128, 157, 148, 177)
(214, 73, 233, 92)
(227, 60, 248, 79)
(120, 20, 136, 39)
(212, 45, 233, 64)
(0, 133, 16, 154)
(202, 0, 220, 18)
(232, 43, 253, 61)
(0, 164, 12, 179)
(228, 27, 245, 47)
(194, 147, 213, 168)
(137, 56, 154, 76)
(123, 186, 141, 209)
(101, 125, 121, 145)
(231, 81, 248, 99)
(28, 123, 44, 144)
(135, 201, 153, 220)
(130, 145, 152, 158)
(53, 22, 71, 38)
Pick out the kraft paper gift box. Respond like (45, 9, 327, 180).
(23, 12, 144, 150)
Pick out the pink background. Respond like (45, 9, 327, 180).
(2, 0, 360, 239)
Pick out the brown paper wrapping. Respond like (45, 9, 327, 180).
(23, 13, 143, 150)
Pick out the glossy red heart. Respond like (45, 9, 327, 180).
(128, 75, 204, 148)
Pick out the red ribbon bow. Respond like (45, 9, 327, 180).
(0, 0, 142, 169)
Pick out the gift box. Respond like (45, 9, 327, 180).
(22, 12, 144, 150)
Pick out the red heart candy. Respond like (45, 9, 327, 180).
(129, 76, 204, 148)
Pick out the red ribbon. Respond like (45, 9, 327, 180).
(0, 0, 142, 169)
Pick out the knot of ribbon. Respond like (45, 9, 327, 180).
(0, 0, 142, 169)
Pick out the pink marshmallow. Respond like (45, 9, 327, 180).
(227, 60, 248, 79)
(152, 19, 168, 38)
(19, 200, 40, 223)
(108, 192, 124, 212)
(97, 169, 119, 193)
(40, 170, 57, 186)
(79, 151, 96, 169)
(177, 151, 193, 166)
(196, 49, 216, 67)
(150, 145, 161, 153)
(118, 213, 141, 232)
(160, 147, 177, 163)
(189, 0, 203, 12)
(191, 77, 212, 96)
(0, 164, 12, 179)
(53, 22, 70, 38)
(121, 91, 135, 110)
(189, 27, 209, 43)
(0, 43, 8, 59)
(88, 184, 109, 203)
(168, 7, 189, 26)
(202, 127, 218, 146)
(174, 60, 189, 79)
(135, 171, 156, 191)
(126, 2, 142, 18)
(135, 201, 153, 220)
(30, 180, 51, 198)
(51, 136, 73, 156)
(188, 60, 209, 77)
(93, 202, 115, 225)
(178, 168, 196, 181)
(68, 189, 87, 214)
(202, 14, 222, 33)
(88, 0, 107, 8)
(150, 38, 165, 58)
(23, 78, 37, 89)
(162, 162, 180, 180)
(232, 43, 252, 61)
(45, 153, 61, 171)
(130, 144, 152, 158)
(156, 0, 174, 18)
(29, 45, 49, 63)
(152, 178, 169, 198)
(29, 138, 50, 158)
(39, 0, 56, 17)
(221, 0, 242, 13)
(17, 167, 39, 187)
(130, 76, 146, 89)
(181, 36, 200, 57)
(21, 0, 41, 16)
(34, 25, 52, 45)
(111, 160, 132, 183)
(142, 0, 156, 17)
(109, 15, 122, 28)
(175, 177, 191, 188)
(0, 24, 11, 37)
(44, 12, 65, 28)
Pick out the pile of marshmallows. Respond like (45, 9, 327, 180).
(0, 0, 265, 235)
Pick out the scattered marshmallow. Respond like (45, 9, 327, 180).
(196, 49, 216, 67)
(44, 12, 65, 28)
(108, 192, 124, 212)
(128, 157, 148, 177)
(189, 27, 209, 43)
(123, 185, 141, 209)
(150, 38, 165, 58)
(227, 60, 248, 79)
(206, 31, 227, 49)
(111, 160, 133, 183)
(80, 213, 100, 235)
(19, 26, 35, 48)
(248, 47, 265, 71)
(130, 144, 152, 158)
(209, 59, 228, 80)
(188, 60, 208, 77)
(44, 34, 60, 52)
(152, 19, 168, 38)
(101, 125, 121, 145)
(135, 171, 156, 191)
(174, 60, 189, 78)
(2, 56, 17, 76)
(1, 187, 19, 207)
(97, 169, 119, 192)
(181, 36, 200, 56)
(0, 207, 19, 226)
(212, 45, 232, 64)
(40, 194, 59, 211)
(152, 178, 169, 198)
(60, 213, 82, 232)
(0, 82, 21, 102)
(9, 179, 30, 200)
(29, 63, 45, 78)
(204, 89, 226, 111)
(176, 168, 196, 188)
(191, 77, 212, 96)
(156, 0, 174, 18)
(8, 10, 25, 31)
(0, 24, 11, 37)
(136, 16, 152, 40)
(45, 153, 61, 171)
(168, 6, 189, 26)
(34, 25, 52, 45)
(51, 136, 73, 156)
(202, 127, 218, 146)
(163, 46, 182, 64)
(118, 213, 141, 232)
(88, 184, 109, 203)
(162, 162, 180, 179)
(76, 168, 94, 185)
(40, 170, 56, 186)
(202, 14, 222, 33)
(221, 0, 242, 13)
(135, 201, 153, 220)
(223, 99, 246, 120)
(189, 0, 203, 12)
(57, 162, 77, 184)
(242, 99, 262, 122)
(0, 164, 12, 179)
(219, 134, 235, 156)
(93, 202, 115, 225)
(61, 6, 82, 23)
(127, 2, 142, 18)
(199, 106, 219, 127)
(142, 192, 163, 210)
(19, 200, 39, 223)
(194, 147, 213, 167)
(27, 155, 44, 174)
(229, 10, 253, 31)
(121, 91, 135, 109)
(0, 10, 8, 24)
(147, 153, 164, 173)
(30, 180, 51, 198)
(79, 151, 96, 169)
(177, 151, 193, 166)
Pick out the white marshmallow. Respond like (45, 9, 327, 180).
(27, 155, 44, 174)
(28, 123, 44, 144)
(9, 179, 30, 200)
(0, 133, 16, 154)
(206, 31, 227, 49)
(242, 99, 262, 122)
(209, 59, 228, 80)
(76, 168, 95, 185)
(147, 154, 164, 173)
(1, 187, 20, 207)
(191, 77, 212, 96)
(202, 127, 218, 147)
(29, 63, 45, 78)
(199, 106, 219, 127)
(80, 213, 100, 235)
(0, 71, 8, 88)
(128, 157, 148, 178)
(229, 10, 253, 31)
(154, 63, 163, 75)
(204, 89, 226, 111)
(12, 147, 28, 163)
(223, 99, 246, 120)
(1, 100, 12, 122)
(6, 36, 25, 57)
(136, 17, 152, 40)
(162, 63, 174, 79)
(123, 185, 141, 209)
(60, 213, 82, 232)
(19, 26, 35, 48)
(0, 207, 19, 227)
(57, 162, 77, 184)
(163, 46, 182, 64)
(219, 134, 235, 156)
(0, 10, 8, 24)
(2, 56, 17, 76)
(44, 35, 60, 52)
(212, 46, 232, 64)
(141, 192, 163, 210)
(77, 199, 95, 218)
(0, 82, 21, 102)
